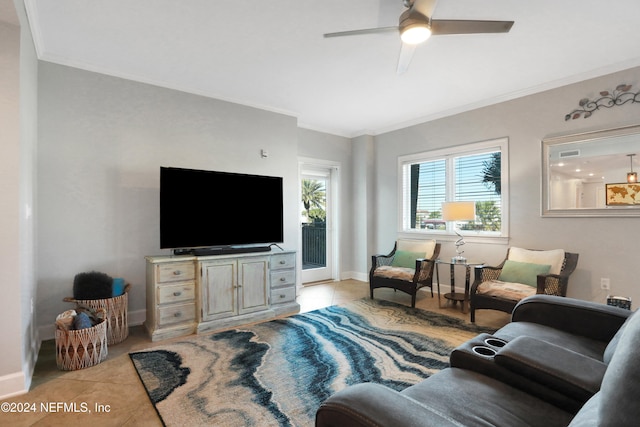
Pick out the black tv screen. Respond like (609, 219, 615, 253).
(160, 167, 284, 250)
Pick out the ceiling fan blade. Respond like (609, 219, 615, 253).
(396, 42, 416, 74)
(324, 26, 398, 38)
(431, 19, 514, 35)
(411, 0, 438, 18)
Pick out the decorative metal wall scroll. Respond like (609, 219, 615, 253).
(565, 84, 640, 120)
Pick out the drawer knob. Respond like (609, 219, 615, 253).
(279, 294, 285, 299)
(279, 260, 286, 265)
(280, 277, 286, 282)
(173, 291, 182, 297)
(174, 312, 182, 318)
(173, 270, 182, 276)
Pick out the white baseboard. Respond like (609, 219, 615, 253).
(128, 309, 146, 328)
(434, 282, 465, 295)
(340, 271, 368, 282)
(0, 371, 27, 400)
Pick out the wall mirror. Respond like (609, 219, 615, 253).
(542, 124, 640, 217)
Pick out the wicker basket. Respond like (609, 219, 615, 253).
(55, 308, 108, 370)
(64, 284, 130, 345)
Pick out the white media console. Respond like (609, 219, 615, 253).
(145, 249, 299, 341)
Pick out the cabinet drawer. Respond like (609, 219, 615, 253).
(158, 283, 195, 305)
(271, 253, 296, 270)
(271, 286, 296, 304)
(271, 270, 295, 287)
(158, 302, 196, 326)
(157, 262, 195, 283)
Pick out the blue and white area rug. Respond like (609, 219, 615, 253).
(129, 299, 493, 427)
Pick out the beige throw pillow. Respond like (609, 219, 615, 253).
(508, 247, 565, 275)
(397, 239, 437, 260)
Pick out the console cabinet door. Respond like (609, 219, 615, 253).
(238, 256, 269, 315)
(201, 259, 238, 321)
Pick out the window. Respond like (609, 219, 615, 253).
(399, 138, 508, 237)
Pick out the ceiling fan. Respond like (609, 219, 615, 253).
(324, 0, 514, 74)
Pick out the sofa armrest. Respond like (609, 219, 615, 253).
(316, 383, 459, 427)
(495, 336, 607, 404)
(511, 295, 631, 342)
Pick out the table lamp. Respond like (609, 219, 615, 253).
(442, 201, 476, 263)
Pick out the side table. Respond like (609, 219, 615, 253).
(435, 259, 483, 313)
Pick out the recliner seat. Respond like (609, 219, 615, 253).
(316, 295, 638, 427)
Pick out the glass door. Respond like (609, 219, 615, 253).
(300, 166, 333, 283)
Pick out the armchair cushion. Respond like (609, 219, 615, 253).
(391, 250, 425, 268)
(498, 260, 551, 287)
(477, 280, 537, 301)
(508, 247, 565, 275)
(373, 265, 415, 281)
(396, 239, 436, 259)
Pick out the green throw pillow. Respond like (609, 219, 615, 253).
(498, 260, 551, 287)
(391, 250, 424, 269)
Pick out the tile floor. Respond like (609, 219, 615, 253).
(0, 280, 509, 426)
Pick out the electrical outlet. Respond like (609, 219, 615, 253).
(600, 278, 611, 290)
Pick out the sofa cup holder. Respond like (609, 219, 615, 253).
(484, 337, 507, 348)
(471, 346, 497, 358)
(469, 336, 508, 358)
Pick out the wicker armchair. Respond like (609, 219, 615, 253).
(370, 239, 441, 308)
(469, 248, 579, 322)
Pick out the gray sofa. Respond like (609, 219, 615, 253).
(316, 295, 639, 427)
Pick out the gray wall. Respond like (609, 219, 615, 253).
(352, 135, 375, 281)
(0, 15, 23, 397)
(37, 63, 303, 333)
(373, 67, 640, 304)
(0, 0, 38, 398)
(18, 0, 39, 391)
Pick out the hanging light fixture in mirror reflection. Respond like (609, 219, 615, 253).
(628, 154, 637, 183)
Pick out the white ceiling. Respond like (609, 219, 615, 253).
(19, 0, 640, 137)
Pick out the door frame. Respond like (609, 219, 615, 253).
(298, 157, 340, 284)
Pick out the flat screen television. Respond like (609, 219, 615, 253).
(160, 167, 284, 254)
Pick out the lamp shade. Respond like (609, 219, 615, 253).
(442, 201, 476, 221)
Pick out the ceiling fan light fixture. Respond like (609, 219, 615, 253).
(401, 24, 431, 44)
